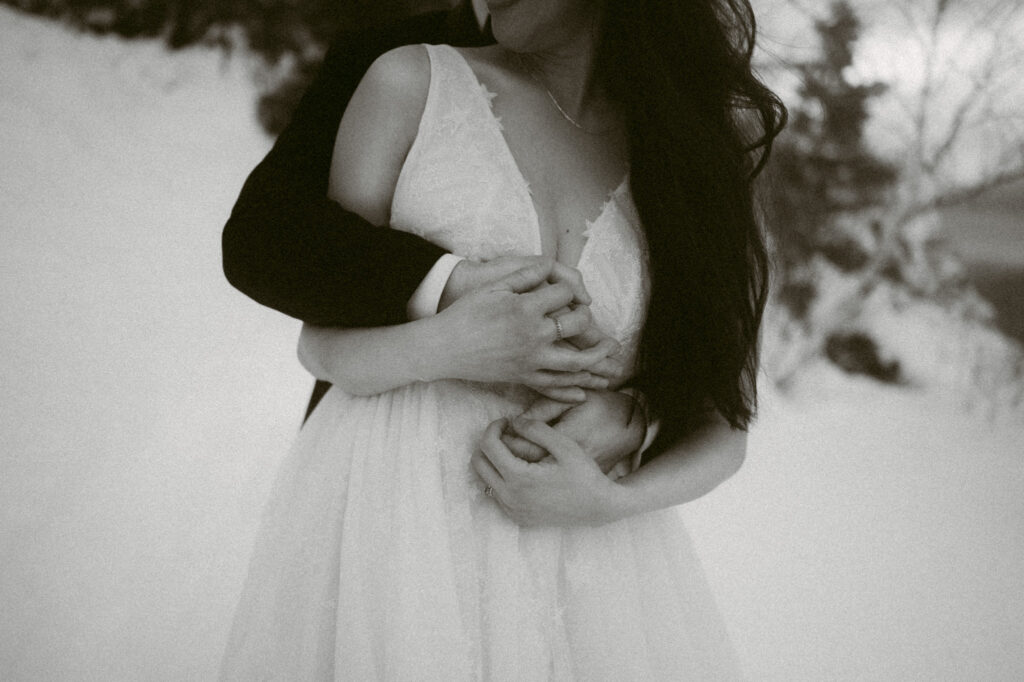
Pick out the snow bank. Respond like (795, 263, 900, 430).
(1, 8, 306, 679)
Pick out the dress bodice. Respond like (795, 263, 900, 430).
(390, 44, 650, 370)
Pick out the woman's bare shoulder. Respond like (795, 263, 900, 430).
(359, 44, 431, 109)
(329, 45, 430, 224)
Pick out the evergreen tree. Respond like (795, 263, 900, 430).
(770, 0, 896, 278)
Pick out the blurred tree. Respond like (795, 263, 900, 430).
(247, 0, 452, 134)
(833, 0, 1024, 305)
(2, 0, 452, 132)
(768, 1, 896, 307)
(763, 1, 908, 383)
(881, 0, 1024, 220)
(3, 0, 445, 49)
(764, 0, 1024, 388)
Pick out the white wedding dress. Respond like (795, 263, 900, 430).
(221, 44, 742, 681)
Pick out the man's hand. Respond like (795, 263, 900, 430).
(430, 259, 622, 399)
(473, 417, 630, 527)
(500, 390, 646, 474)
(440, 256, 629, 401)
(438, 255, 589, 313)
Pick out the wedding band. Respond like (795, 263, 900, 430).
(484, 485, 494, 498)
(552, 317, 564, 342)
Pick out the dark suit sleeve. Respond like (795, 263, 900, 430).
(222, 12, 450, 328)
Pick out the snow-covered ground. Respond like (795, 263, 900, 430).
(1, 7, 1022, 680)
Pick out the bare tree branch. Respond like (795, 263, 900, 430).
(924, 44, 998, 173)
(904, 161, 1024, 218)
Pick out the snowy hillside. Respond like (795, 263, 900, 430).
(1, 7, 1022, 681)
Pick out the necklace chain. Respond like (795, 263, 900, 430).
(515, 53, 619, 136)
(531, 71, 587, 130)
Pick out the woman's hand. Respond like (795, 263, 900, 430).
(439, 255, 590, 313)
(472, 417, 630, 527)
(437, 256, 622, 402)
(425, 261, 621, 396)
(298, 258, 622, 398)
(501, 391, 646, 473)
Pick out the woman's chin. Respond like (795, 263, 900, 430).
(489, 18, 530, 52)
(490, 21, 555, 55)
(488, 3, 601, 57)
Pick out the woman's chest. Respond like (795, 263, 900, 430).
(391, 145, 649, 354)
(388, 44, 650, 351)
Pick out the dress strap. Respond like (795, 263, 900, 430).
(420, 44, 493, 109)
(399, 44, 483, 186)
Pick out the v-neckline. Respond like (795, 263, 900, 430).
(443, 45, 628, 267)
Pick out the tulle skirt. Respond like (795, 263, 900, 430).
(220, 380, 742, 680)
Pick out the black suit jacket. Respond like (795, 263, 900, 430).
(222, 3, 491, 419)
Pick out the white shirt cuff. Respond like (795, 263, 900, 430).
(406, 254, 464, 320)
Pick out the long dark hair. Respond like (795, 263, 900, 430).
(595, 0, 787, 453)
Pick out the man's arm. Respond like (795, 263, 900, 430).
(222, 11, 453, 327)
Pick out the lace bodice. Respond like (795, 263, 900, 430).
(391, 44, 650, 368)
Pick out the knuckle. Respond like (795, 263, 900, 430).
(511, 268, 534, 286)
(558, 311, 578, 333)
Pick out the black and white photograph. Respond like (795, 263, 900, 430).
(1, 0, 1022, 679)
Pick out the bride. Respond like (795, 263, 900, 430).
(221, 0, 785, 678)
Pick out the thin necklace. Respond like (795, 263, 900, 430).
(514, 53, 620, 136)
